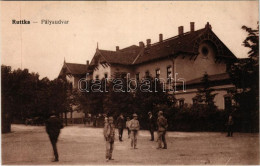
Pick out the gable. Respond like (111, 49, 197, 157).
(58, 62, 86, 77)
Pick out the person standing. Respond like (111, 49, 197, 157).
(104, 116, 115, 162)
(147, 112, 156, 141)
(104, 114, 108, 125)
(129, 113, 140, 149)
(157, 111, 168, 149)
(45, 112, 64, 162)
(226, 114, 234, 137)
(126, 117, 131, 138)
(116, 113, 125, 141)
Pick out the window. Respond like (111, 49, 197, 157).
(192, 97, 198, 105)
(69, 83, 73, 90)
(145, 71, 150, 78)
(136, 73, 140, 81)
(202, 46, 209, 56)
(95, 75, 99, 80)
(167, 66, 172, 83)
(104, 73, 108, 79)
(179, 99, 184, 108)
(155, 69, 160, 79)
(121, 73, 127, 79)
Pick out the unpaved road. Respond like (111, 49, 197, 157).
(2, 124, 259, 165)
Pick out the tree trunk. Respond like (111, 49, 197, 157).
(2, 112, 11, 133)
(65, 111, 68, 126)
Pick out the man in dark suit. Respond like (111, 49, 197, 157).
(116, 113, 125, 141)
(45, 112, 64, 162)
(148, 112, 156, 141)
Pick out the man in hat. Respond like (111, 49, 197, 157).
(116, 113, 125, 141)
(147, 111, 156, 141)
(157, 111, 168, 149)
(45, 112, 64, 162)
(129, 113, 140, 149)
(104, 116, 115, 161)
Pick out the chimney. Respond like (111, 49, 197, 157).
(205, 22, 212, 29)
(116, 46, 119, 51)
(86, 60, 89, 66)
(178, 26, 184, 35)
(139, 41, 144, 48)
(146, 39, 151, 47)
(190, 22, 195, 32)
(159, 34, 163, 42)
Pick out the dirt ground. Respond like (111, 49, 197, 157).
(2, 124, 259, 165)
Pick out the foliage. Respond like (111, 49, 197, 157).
(242, 23, 259, 60)
(75, 74, 175, 129)
(1, 65, 74, 132)
(166, 105, 229, 132)
(228, 23, 259, 132)
(195, 72, 217, 110)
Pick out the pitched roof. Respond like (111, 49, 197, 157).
(99, 46, 142, 65)
(134, 29, 205, 64)
(59, 62, 87, 76)
(89, 23, 237, 68)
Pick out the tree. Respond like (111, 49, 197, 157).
(195, 72, 217, 110)
(1, 65, 13, 133)
(133, 76, 175, 129)
(242, 23, 259, 61)
(229, 23, 259, 132)
(49, 78, 73, 126)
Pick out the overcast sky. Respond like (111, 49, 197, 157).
(1, 1, 258, 80)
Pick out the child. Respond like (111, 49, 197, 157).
(129, 113, 140, 149)
(103, 116, 115, 161)
(126, 117, 131, 138)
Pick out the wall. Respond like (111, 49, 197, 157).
(174, 84, 235, 110)
(174, 41, 227, 82)
(66, 75, 75, 87)
(134, 58, 173, 81)
(110, 64, 135, 79)
(93, 62, 111, 80)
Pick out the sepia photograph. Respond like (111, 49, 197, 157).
(1, 1, 259, 165)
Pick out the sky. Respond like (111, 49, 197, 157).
(1, 1, 259, 80)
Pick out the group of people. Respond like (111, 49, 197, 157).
(103, 111, 168, 162)
(45, 111, 234, 162)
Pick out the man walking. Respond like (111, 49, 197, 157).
(129, 113, 140, 149)
(116, 113, 125, 141)
(104, 116, 115, 162)
(157, 111, 168, 149)
(45, 112, 64, 162)
(148, 112, 156, 141)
